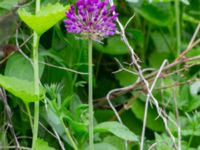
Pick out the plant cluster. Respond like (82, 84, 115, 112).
(0, 0, 200, 150)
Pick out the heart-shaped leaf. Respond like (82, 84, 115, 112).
(18, 3, 69, 35)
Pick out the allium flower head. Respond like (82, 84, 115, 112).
(64, 0, 118, 41)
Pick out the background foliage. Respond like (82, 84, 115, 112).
(0, 0, 200, 149)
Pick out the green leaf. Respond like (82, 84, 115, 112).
(103, 136, 126, 150)
(5, 53, 44, 81)
(94, 121, 138, 142)
(176, 85, 200, 111)
(134, 3, 172, 26)
(0, 75, 45, 103)
(17, 3, 69, 35)
(35, 138, 56, 150)
(131, 100, 165, 132)
(115, 70, 137, 87)
(149, 51, 169, 68)
(94, 36, 129, 55)
(151, 31, 170, 52)
(155, 133, 173, 150)
(64, 116, 88, 133)
(183, 13, 199, 24)
(180, 0, 190, 5)
(0, 0, 19, 10)
(94, 143, 119, 150)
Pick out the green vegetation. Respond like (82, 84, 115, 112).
(0, 0, 200, 149)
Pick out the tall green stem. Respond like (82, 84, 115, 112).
(32, 0, 40, 149)
(175, 0, 181, 55)
(32, 31, 40, 150)
(88, 40, 94, 150)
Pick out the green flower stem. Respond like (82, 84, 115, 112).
(32, 0, 41, 149)
(61, 120, 78, 150)
(88, 40, 94, 150)
(32, 31, 40, 150)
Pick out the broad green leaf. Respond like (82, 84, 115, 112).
(35, 139, 56, 150)
(95, 109, 115, 123)
(94, 36, 129, 55)
(0, 75, 45, 103)
(149, 51, 169, 68)
(94, 121, 138, 142)
(103, 136, 126, 150)
(18, 3, 69, 35)
(115, 70, 137, 87)
(0, 0, 19, 10)
(151, 31, 169, 52)
(134, 3, 172, 26)
(5, 53, 44, 81)
(131, 100, 165, 132)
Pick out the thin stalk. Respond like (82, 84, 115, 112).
(175, 0, 181, 55)
(88, 40, 94, 150)
(32, 31, 40, 150)
(25, 103, 33, 129)
(32, 0, 41, 149)
(61, 120, 78, 150)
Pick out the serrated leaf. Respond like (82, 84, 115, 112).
(0, 75, 45, 103)
(17, 3, 69, 35)
(94, 121, 138, 142)
(35, 139, 56, 150)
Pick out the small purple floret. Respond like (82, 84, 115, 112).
(64, 0, 118, 41)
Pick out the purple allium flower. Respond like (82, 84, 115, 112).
(64, 0, 118, 41)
